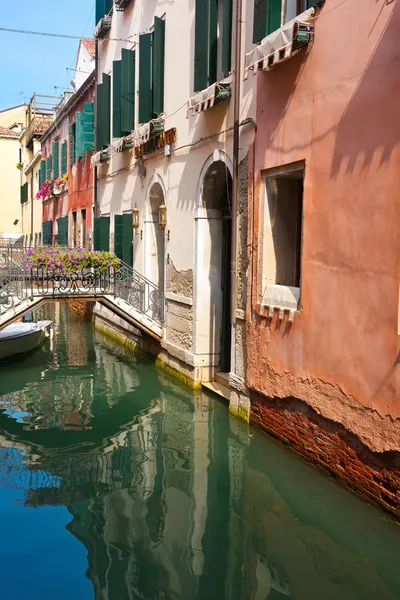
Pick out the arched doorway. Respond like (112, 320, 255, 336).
(198, 159, 233, 374)
(145, 181, 165, 291)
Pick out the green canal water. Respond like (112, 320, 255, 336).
(0, 304, 399, 600)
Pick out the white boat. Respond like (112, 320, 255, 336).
(0, 320, 52, 360)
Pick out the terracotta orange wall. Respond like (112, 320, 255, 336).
(247, 0, 400, 450)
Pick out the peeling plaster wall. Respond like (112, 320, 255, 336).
(165, 300, 193, 351)
(247, 0, 400, 453)
(166, 260, 193, 297)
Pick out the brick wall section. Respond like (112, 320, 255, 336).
(251, 394, 400, 519)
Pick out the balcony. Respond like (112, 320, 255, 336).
(244, 7, 315, 79)
(114, 0, 132, 10)
(25, 94, 61, 149)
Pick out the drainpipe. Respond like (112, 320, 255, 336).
(94, 38, 99, 228)
(231, 0, 243, 336)
(30, 172, 34, 246)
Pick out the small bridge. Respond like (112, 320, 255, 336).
(0, 247, 163, 341)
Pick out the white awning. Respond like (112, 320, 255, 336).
(186, 77, 232, 118)
(132, 123, 150, 146)
(111, 137, 125, 155)
(244, 8, 315, 80)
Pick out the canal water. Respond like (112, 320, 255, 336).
(0, 304, 399, 600)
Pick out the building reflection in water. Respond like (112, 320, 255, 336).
(1, 304, 400, 600)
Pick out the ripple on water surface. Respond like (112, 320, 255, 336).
(0, 303, 399, 600)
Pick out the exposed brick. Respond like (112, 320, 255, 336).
(251, 393, 400, 519)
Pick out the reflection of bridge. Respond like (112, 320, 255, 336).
(0, 249, 163, 340)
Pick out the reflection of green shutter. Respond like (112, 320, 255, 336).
(121, 49, 136, 134)
(69, 124, 76, 165)
(114, 214, 123, 260)
(113, 60, 122, 138)
(52, 140, 59, 179)
(57, 216, 69, 246)
(122, 213, 133, 267)
(84, 102, 95, 151)
(209, 0, 218, 85)
(194, 0, 209, 92)
(76, 112, 85, 157)
(139, 34, 152, 124)
(46, 156, 52, 180)
(222, 0, 233, 73)
(152, 18, 165, 116)
(60, 141, 67, 175)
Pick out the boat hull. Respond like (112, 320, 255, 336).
(0, 321, 52, 360)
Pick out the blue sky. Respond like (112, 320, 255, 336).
(0, 0, 95, 110)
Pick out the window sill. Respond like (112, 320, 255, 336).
(258, 284, 300, 322)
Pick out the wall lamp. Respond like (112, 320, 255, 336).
(159, 203, 167, 230)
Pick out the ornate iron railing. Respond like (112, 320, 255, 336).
(0, 250, 164, 327)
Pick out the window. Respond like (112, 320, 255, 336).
(261, 163, 304, 293)
(194, 0, 233, 92)
(253, 0, 316, 43)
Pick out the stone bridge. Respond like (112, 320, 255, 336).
(0, 248, 163, 341)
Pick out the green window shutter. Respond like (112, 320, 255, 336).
(84, 102, 95, 151)
(100, 217, 110, 251)
(69, 124, 76, 165)
(152, 17, 165, 116)
(253, 0, 268, 43)
(42, 221, 53, 246)
(122, 213, 133, 267)
(76, 112, 87, 158)
(96, 83, 103, 150)
(102, 73, 111, 148)
(40, 160, 46, 187)
(268, 0, 282, 34)
(222, 0, 233, 73)
(114, 214, 123, 260)
(52, 140, 59, 179)
(94, 217, 101, 251)
(25, 182, 29, 203)
(20, 185, 24, 204)
(113, 60, 122, 138)
(209, 0, 218, 85)
(105, 0, 112, 13)
(194, 0, 209, 92)
(121, 49, 136, 134)
(46, 156, 53, 180)
(60, 141, 67, 175)
(96, 0, 104, 24)
(57, 216, 68, 246)
(139, 33, 152, 124)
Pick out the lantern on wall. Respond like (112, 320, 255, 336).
(132, 204, 140, 230)
(159, 203, 167, 230)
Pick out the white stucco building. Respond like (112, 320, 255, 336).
(93, 0, 260, 413)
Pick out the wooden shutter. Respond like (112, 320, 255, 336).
(95, 0, 104, 24)
(194, 0, 209, 92)
(268, 0, 282, 34)
(52, 140, 60, 179)
(61, 141, 67, 175)
(57, 216, 68, 246)
(121, 49, 136, 134)
(113, 60, 122, 138)
(122, 213, 133, 267)
(69, 124, 76, 165)
(96, 83, 103, 150)
(39, 160, 46, 187)
(100, 217, 110, 251)
(139, 34, 152, 124)
(84, 102, 95, 151)
(152, 17, 165, 116)
(76, 112, 85, 157)
(46, 156, 53, 180)
(94, 217, 101, 250)
(102, 73, 111, 148)
(105, 0, 112, 13)
(222, 0, 233, 73)
(42, 221, 53, 246)
(253, 0, 268, 43)
(20, 185, 24, 204)
(209, 0, 218, 85)
(114, 214, 123, 260)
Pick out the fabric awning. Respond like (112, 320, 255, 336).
(186, 77, 232, 118)
(244, 8, 315, 80)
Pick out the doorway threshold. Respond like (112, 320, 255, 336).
(202, 372, 231, 402)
